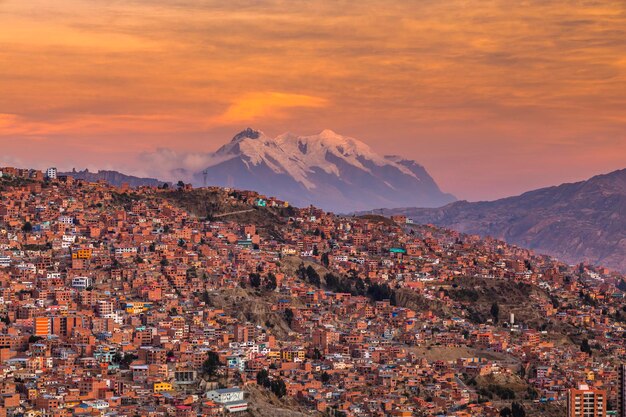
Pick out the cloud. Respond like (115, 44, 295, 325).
(135, 148, 219, 183)
(213, 92, 328, 124)
(0, 113, 198, 137)
(1, 0, 625, 200)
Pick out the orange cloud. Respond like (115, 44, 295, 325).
(213, 92, 328, 124)
(0, 0, 624, 200)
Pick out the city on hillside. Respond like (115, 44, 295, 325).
(0, 167, 624, 417)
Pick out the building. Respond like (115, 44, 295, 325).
(617, 364, 626, 417)
(34, 317, 51, 337)
(567, 384, 606, 417)
(71, 276, 92, 290)
(46, 167, 57, 179)
(206, 388, 247, 413)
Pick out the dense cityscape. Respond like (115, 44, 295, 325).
(0, 167, 624, 417)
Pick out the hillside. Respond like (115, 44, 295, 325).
(60, 169, 166, 188)
(377, 168, 626, 272)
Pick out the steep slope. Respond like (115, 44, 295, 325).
(195, 128, 455, 212)
(378, 169, 626, 272)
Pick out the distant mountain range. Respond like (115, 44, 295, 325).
(375, 169, 626, 273)
(192, 128, 455, 212)
(60, 169, 166, 188)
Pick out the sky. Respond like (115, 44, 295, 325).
(0, 0, 625, 201)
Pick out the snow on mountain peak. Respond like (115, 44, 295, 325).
(232, 127, 262, 141)
(207, 129, 420, 190)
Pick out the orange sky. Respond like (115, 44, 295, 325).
(0, 0, 625, 201)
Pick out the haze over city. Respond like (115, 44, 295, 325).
(1, 0, 625, 200)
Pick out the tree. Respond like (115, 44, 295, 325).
(367, 283, 393, 302)
(355, 278, 366, 295)
(325, 273, 339, 289)
(491, 302, 500, 324)
(266, 273, 277, 291)
(321, 252, 330, 267)
(202, 351, 221, 377)
(22, 221, 33, 233)
(176, 180, 185, 189)
(581, 338, 592, 354)
(312, 348, 322, 360)
(305, 265, 321, 287)
(284, 308, 294, 327)
(256, 369, 270, 387)
(511, 402, 525, 417)
(202, 290, 211, 305)
(321, 371, 331, 384)
(270, 378, 287, 398)
(500, 407, 512, 417)
(249, 273, 261, 288)
(118, 353, 138, 369)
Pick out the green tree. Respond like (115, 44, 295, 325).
(284, 308, 294, 327)
(202, 351, 221, 377)
(511, 402, 526, 417)
(266, 273, 277, 291)
(306, 265, 321, 287)
(256, 369, 270, 387)
(22, 221, 33, 233)
(312, 348, 322, 360)
(119, 353, 138, 369)
(270, 378, 287, 398)
(491, 302, 500, 324)
(581, 338, 592, 354)
(321, 252, 329, 267)
(321, 371, 331, 384)
(249, 273, 261, 288)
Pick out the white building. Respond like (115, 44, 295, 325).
(0, 256, 11, 268)
(115, 246, 138, 255)
(46, 167, 57, 179)
(206, 387, 247, 413)
(71, 276, 92, 290)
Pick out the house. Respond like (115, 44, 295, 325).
(205, 387, 248, 413)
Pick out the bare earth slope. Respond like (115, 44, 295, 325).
(378, 169, 626, 272)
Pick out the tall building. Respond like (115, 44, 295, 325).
(567, 384, 606, 417)
(34, 317, 51, 337)
(617, 364, 626, 417)
(46, 167, 57, 179)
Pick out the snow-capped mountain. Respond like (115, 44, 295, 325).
(194, 128, 455, 212)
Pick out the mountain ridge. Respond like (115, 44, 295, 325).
(374, 168, 626, 272)
(193, 128, 455, 212)
(59, 169, 167, 188)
